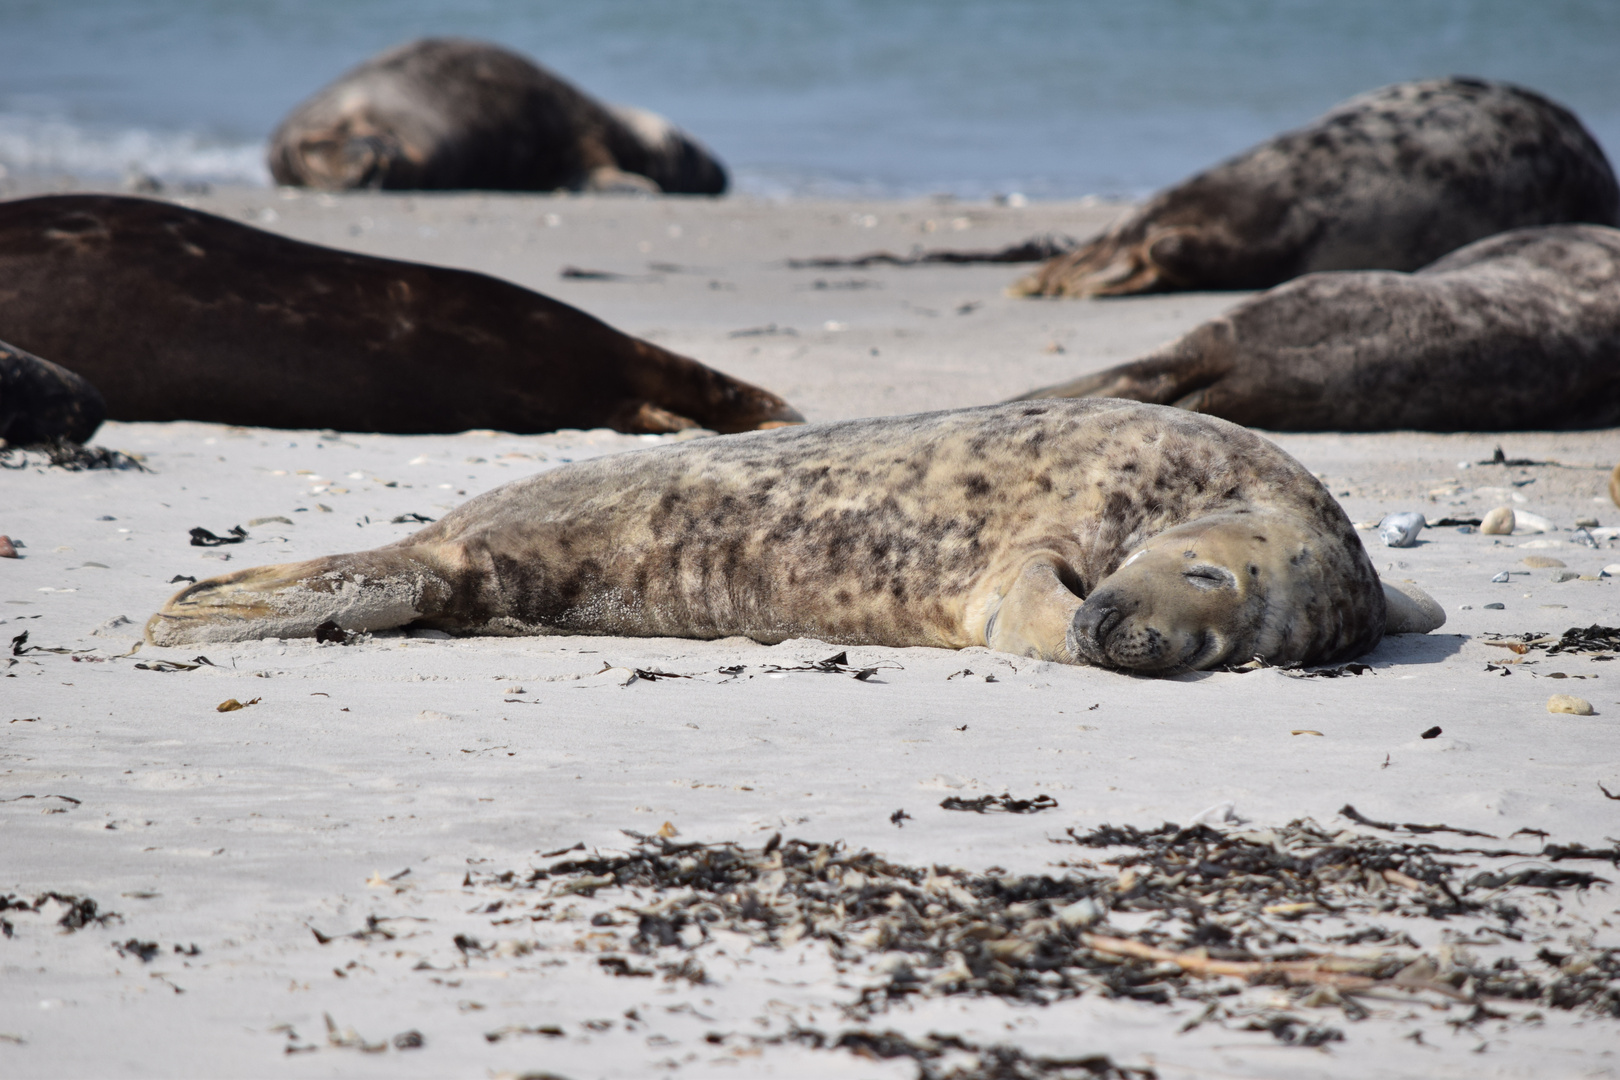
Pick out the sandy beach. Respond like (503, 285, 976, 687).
(4, 186, 1620, 1079)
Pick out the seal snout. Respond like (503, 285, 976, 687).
(1072, 601, 1123, 653)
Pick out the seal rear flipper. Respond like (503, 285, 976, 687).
(983, 555, 1086, 663)
(145, 545, 455, 646)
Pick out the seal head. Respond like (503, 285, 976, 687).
(1070, 511, 1384, 672)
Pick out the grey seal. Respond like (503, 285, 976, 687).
(1015, 224, 1620, 431)
(147, 400, 1438, 674)
(0, 338, 104, 447)
(269, 38, 727, 194)
(1013, 78, 1618, 298)
(0, 194, 799, 436)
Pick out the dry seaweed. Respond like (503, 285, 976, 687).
(189, 525, 247, 547)
(787, 234, 1077, 269)
(0, 439, 145, 471)
(450, 818, 1619, 1047)
(768, 1027, 1154, 1080)
(940, 794, 1059, 814)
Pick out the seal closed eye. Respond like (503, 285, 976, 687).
(147, 400, 1438, 674)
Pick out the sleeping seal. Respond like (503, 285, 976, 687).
(147, 400, 1436, 674)
(269, 38, 727, 194)
(0, 338, 105, 446)
(0, 194, 799, 436)
(1015, 224, 1620, 432)
(1013, 78, 1618, 298)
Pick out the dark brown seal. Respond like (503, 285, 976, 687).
(0, 194, 800, 435)
(0, 338, 104, 446)
(145, 400, 1433, 675)
(1013, 78, 1619, 298)
(269, 38, 727, 195)
(1015, 224, 1620, 431)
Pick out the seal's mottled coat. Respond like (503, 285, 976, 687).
(1013, 78, 1618, 298)
(148, 401, 1391, 674)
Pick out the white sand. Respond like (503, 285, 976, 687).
(3, 187, 1619, 1079)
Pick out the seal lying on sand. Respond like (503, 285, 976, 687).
(1015, 225, 1620, 432)
(147, 400, 1440, 673)
(270, 38, 727, 194)
(1013, 78, 1619, 298)
(0, 338, 104, 447)
(0, 195, 799, 435)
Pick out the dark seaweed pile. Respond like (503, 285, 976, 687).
(0, 438, 145, 471)
(462, 817, 1618, 1047)
(1485, 625, 1620, 658)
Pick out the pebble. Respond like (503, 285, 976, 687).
(1484, 602, 1505, 610)
(1378, 512, 1425, 548)
(1480, 506, 1515, 535)
(1522, 556, 1566, 569)
(1550, 570, 1580, 583)
(1547, 694, 1595, 716)
(1490, 571, 1511, 583)
(1575, 516, 1600, 528)
(0, 535, 16, 559)
(1602, 564, 1620, 577)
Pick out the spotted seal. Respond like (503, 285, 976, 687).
(0, 338, 104, 447)
(146, 400, 1439, 673)
(1015, 224, 1620, 431)
(269, 38, 727, 194)
(0, 194, 799, 435)
(1012, 78, 1618, 298)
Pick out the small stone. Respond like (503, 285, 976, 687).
(1490, 571, 1511, 583)
(1480, 506, 1515, 535)
(0, 535, 16, 559)
(1547, 694, 1595, 716)
(1550, 569, 1580, 583)
(1575, 516, 1600, 528)
(1522, 555, 1566, 569)
(1484, 602, 1505, 610)
(1602, 564, 1620, 577)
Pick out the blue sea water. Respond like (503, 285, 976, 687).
(2, 1, 1616, 200)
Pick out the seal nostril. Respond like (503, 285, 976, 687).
(1075, 603, 1122, 647)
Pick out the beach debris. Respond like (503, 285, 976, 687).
(560, 266, 656, 282)
(1551, 569, 1581, 583)
(1523, 555, 1567, 569)
(314, 620, 356, 645)
(1480, 447, 1554, 467)
(1604, 565, 1620, 577)
(1573, 527, 1600, 548)
(0, 439, 145, 471)
(389, 512, 435, 525)
(1548, 694, 1596, 716)
(0, 891, 116, 936)
(0, 536, 16, 559)
(445, 821, 1620, 1050)
(1491, 571, 1513, 583)
(1420, 726, 1442, 739)
(769, 1027, 1152, 1080)
(89, 616, 133, 637)
(247, 515, 294, 527)
(113, 938, 161, 963)
(1378, 512, 1425, 547)
(939, 793, 1058, 814)
(786, 233, 1077, 269)
(215, 697, 261, 713)
(1514, 510, 1555, 534)
(1601, 784, 1620, 802)
(1484, 602, 1506, 609)
(890, 809, 911, 827)
(189, 525, 246, 547)
(1485, 625, 1620, 658)
(1290, 729, 1324, 736)
(727, 323, 797, 338)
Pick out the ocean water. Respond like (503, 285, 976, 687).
(2, 0, 1617, 200)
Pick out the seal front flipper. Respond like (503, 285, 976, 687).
(145, 545, 457, 646)
(982, 555, 1086, 662)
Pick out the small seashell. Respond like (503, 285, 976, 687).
(1490, 571, 1511, 583)
(1522, 556, 1566, 569)
(1378, 512, 1426, 548)
(1547, 694, 1595, 716)
(1480, 506, 1515, 535)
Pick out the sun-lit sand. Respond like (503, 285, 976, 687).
(4, 186, 1619, 1079)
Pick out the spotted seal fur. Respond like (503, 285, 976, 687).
(1012, 78, 1618, 298)
(269, 38, 727, 194)
(1015, 224, 1620, 431)
(146, 400, 1436, 673)
(0, 194, 798, 435)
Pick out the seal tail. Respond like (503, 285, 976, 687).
(145, 544, 454, 647)
(1009, 320, 1237, 412)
